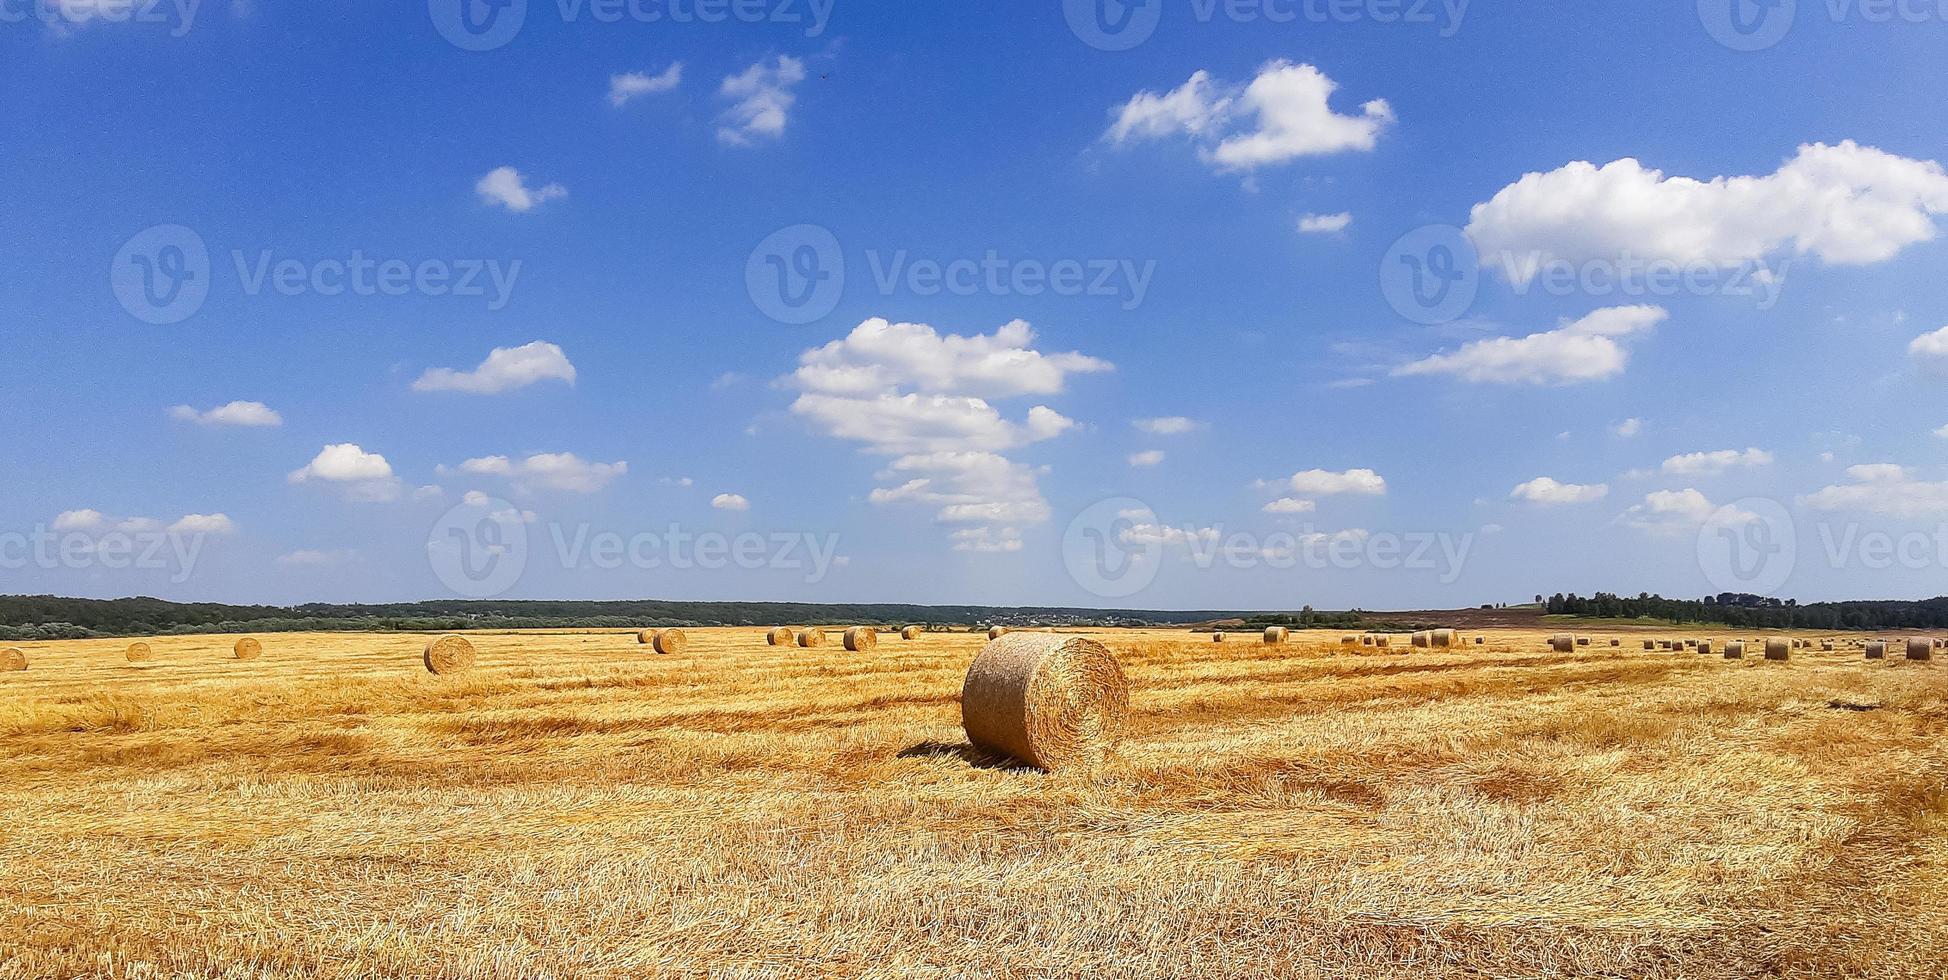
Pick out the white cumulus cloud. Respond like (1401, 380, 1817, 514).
(475, 166, 567, 213)
(1393, 305, 1668, 386)
(1297, 212, 1352, 234)
(169, 401, 282, 427)
(167, 513, 236, 534)
(711, 493, 750, 511)
(413, 341, 577, 395)
(289, 444, 403, 502)
(1107, 61, 1392, 172)
(1662, 447, 1774, 476)
(454, 452, 626, 494)
(1285, 467, 1387, 496)
(1510, 477, 1609, 505)
(1133, 416, 1203, 435)
(609, 63, 682, 107)
(718, 55, 805, 145)
(1128, 450, 1165, 467)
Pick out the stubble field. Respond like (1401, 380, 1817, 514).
(1, 626, 1945, 978)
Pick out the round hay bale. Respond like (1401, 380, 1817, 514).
(767, 627, 795, 646)
(901, 626, 922, 640)
(423, 634, 475, 675)
(1432, 628, 1458, 648)
(1373, 635, 1390, 648)
(1549, 633, 1575, 653)
(1685, 639, 1698, 649)
(1609, 638, 1620, 647)
(232, 637, 261, 661)
(1341, 634, 1359, 646)
(1765, 639, 1790, 661)
(1263, 626, 1289, 644)
(652, 629, 689, 655)
(1724, 641, 1745, 659)
(1907, 638, 1934, 661)
(960, 632, 1129, 772)
(1410, 631, 1431, 649)
(1361, 635, 1375, 646)
(988, 627, 1007, 641)
(844, 627, 878, 652)
(1698, 640, 1714, 656)
(125, 641, 153, 663)
(1576, 637, 1591, 647)
(1643, 640, 1656, 650)
(1865, 640, 1887, 660)
(1475, 636, 1486, 645)
(797, 629, 825, 648)
(1821, 640, 1835, 652)
(1212, 631, 1225, 643)
(0, 647, 25, 672)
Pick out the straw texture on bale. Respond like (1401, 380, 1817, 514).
(422, 634, 475, 675)
(844, 627, 878, 652)
(1866, 641, 1887, 660)
(960, 632, 1129, 772)
(1698, 640, 1714, 656)
(652, 629, 689, 655)
(1724, 641, 1745, 659)
(1433, 628, 1459, 648)
(1361, 636, 1375, 646)
(232, 637, 261, 661)
(1765, 639, 1790, 661)
(767, 627, 795, 646)
(125, 642, 153, 663)
(1410, 631, 1429, 649)
(1550, 633, 1575, 653)
(797, 629, 825, 648)
(1374, 635, 1390, 648)
(0, 648, 24, 672)
(1907, 638, 1934, 661)
(901, 626, 922, 640)
(1263, 627, 1288, 644)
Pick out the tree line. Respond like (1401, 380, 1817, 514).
(1540, 592, 1948, 631)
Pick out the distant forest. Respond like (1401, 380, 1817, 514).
(1542, 592, 1948, 631)
(0, 595, 1331, 641)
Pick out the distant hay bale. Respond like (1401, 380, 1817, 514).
(1724, 641, 1745, 659)
(844, 627, 878, 652)
(1609, 638, 1620, 647)
(1432, 628, 1459, 648)
(961, 632, 1129, 772)
(1212, 631, 1225, 643)
(1685, 639, 1698, 648)
(797, 629, 825, 648)
(988, 627, 1007, 640)
(1698, 640, 1714, 656)
(1576, 637, 1590, 647)
(1765, 639, 1790, 661)
(652, 629, 689, 655)
(1643, 640, 1656, 650)
(1373, 635, 1391, 648)
(125, 641, 153, 663)
(232, 637, 261, 661)
(901, 626, 922, 640)
(1821, 640, 1835, 651)
(1475, 636, 1486, 645)
(1341, 634, 1359, 646)
(0, 647, 24, 672)
(1263, 627, 1289, 644)
(1865, 640, 1887, 660)
(1549, 633, 1575, 653)
(1907, 638, 1934, 661)
(767, 627, 795, 646)
(1361, 635, 1375, 646)
(422, 634, 475, 675)
(1410, 631, 1430, 649)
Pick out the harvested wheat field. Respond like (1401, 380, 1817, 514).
(2, 627, 1946, 978)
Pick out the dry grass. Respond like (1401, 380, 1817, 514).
(1, 627, 1945, 978)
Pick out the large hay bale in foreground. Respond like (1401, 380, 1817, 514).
(423, 634, 475, 675)
(652, 629, 688, 655)
(767, 627, 795, 646)
(961, 632, 1129, 772)
(1549, 633, 1575, 653)
(1907, 638, 1934, 661)
(1724, 641, 1745, 659)
(125, 641, 153, 663)
(1765, 639, 1790, 661)
(233, 637, 261, 661)
(1, 648, 24, 672)
(844, 627, 878, 652)
(901, 626, 922, 640)
(1263, 627, 1288, 644)
(797, 629, 825, 648)
(1866, 641, 1887, 660)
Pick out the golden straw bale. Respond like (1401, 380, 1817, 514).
(125, 642, 153, 663)
(767, 627, 795, 646)
(232, 637, 261, 661)
(1907, 638, 1934, 661)
(797, 629, 825, 648)
(652, 629, 689, 655)
(901, 626, 922, 640)
(844, 627, 878, 652)
(0, 647, 24, 672)
(422, 634, 475, 675)
(960, 632, 1128, 771)
(1263, 627, 1289, 644)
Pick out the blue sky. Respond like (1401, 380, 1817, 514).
(3, 0, 1947, 609)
